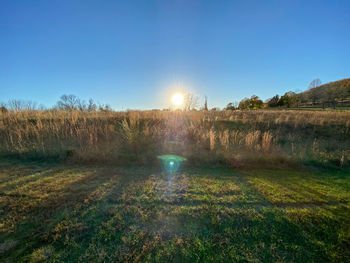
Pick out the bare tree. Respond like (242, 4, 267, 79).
(184, 92, 199, 111)
(87, 99, 97, 112)
(98, 104, 112, 112)
(37, 104, 46, 111)
(56, 94, 84, 111)
(308, 79, 321, 105)
(7, 100, 37, 111)
(7, 100, 24, 111)
(25, 101, 38, 111)
(308, 79, 321, 90)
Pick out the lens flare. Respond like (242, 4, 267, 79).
(171, 93, 184, 106)
(157, 155, 186, 173)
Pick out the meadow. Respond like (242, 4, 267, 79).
(1, 109, 349, 167)
(1, 109, 350, 262)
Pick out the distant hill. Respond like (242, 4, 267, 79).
(261, 78, 350, 109)
(300, 78, 350, 106)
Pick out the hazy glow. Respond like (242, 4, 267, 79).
(171, 93, 184, 106)
(157, 155, 187, 173)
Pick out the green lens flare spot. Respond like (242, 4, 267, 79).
(157, 155, 186, 173)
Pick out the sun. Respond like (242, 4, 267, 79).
(171, 93, 184, 106)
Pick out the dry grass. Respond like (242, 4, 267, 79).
(0, 109, 349, 168)
(262, 132, 273, 152)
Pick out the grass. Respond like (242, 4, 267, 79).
(1, 159, 349, 262)
(1, 109, 349, 261)
(1, 109, 350, 168)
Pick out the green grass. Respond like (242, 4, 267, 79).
(0, 160, 349, 262)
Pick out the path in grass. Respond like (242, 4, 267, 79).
(0, 160, 349, 262)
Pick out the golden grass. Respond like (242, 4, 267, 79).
(0, 109, 349, 167)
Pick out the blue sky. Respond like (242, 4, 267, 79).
(1, 0, 349, 110)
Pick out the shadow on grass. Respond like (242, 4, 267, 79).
(0, 163, 152, 261)
(1, 163, 349, 262)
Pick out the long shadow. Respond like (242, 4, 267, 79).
(43, 168, 154, 262)
(233, 169, 275, 206)
(182, 167, 274, 204)
(73, 171, 337, 262)
(0, 168, 64, 192)
(245, 171, 349, 204)
(0, 165, 151, 261)
(131, 198, 350, 209)
(2, 165, 349, 262)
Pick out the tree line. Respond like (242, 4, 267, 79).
(226, 78, 350, 110)
(1, 78, 349, 113)
(0, 92, 205, 112)
(0, 95, 112, 112)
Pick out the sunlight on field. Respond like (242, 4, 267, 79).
(0, 161, 349, 262)
(1, 0, 349, 261)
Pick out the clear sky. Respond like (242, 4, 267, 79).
(1, 0, 349, 110)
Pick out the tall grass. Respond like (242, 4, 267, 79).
(0, 109, 349, 168)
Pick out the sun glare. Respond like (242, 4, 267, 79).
(172, 93, 184, 106)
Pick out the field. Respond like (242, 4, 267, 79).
(1, 160, 349, 262)
(1, 110, 350, 262)
(1, 110, 349, 167)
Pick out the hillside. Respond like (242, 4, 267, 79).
(301, 78, 350, 105)
(261, 78, 350, 109)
